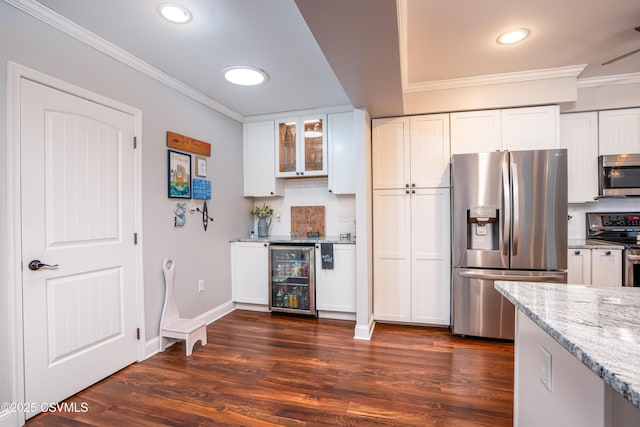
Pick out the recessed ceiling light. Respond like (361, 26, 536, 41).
(222, 66, 269, 86)
(497, 28, 530, 45)
(158, 3, 192, 24)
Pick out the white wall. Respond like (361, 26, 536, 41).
(0, 1, 250, 415)
(252, 178, 356, 238)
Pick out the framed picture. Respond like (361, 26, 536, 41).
(196, 156, 207, 177)
(168, 149, 191, 198)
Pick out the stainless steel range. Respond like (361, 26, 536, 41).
(586, 212, 640, 287)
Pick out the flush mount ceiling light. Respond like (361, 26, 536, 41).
(497, 28, 530, 45)
(222, 66, 269, 86)
(158, 3, 192, 24)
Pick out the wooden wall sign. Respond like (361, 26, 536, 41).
(167, 131, 211, 156)
(291, 206, 326, 237)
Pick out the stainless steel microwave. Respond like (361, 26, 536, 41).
(599, 154, 640, 197)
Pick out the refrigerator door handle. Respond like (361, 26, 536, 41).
(511, 162, 519, 256)
(502, 162, 511, 257)
(458, 270, 567, 282)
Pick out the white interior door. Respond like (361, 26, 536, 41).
(20, 78, 139, 417)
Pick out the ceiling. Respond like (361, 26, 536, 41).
(20, 0, 640, 120)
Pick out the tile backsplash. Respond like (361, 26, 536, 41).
(568, 198, 640, 239)
(252, 178, 356, 238)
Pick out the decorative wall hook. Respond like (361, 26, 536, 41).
(174, 202, 186, 227)
(196, 200, 214, 231)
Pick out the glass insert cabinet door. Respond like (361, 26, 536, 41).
(269, 245, 316, 315)
(276, 115, 327, 177)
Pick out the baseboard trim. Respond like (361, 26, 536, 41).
(317, 311, 356, 321)
(353, 316, 375, 341)
(0, 410, 17, 427)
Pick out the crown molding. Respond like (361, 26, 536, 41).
(577, 72, 640, 88)
(404, 64, 587, 93)
(3, 0, 244, 122)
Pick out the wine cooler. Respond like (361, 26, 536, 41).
(269, 244, 316, 316)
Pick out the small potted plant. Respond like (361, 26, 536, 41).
(250, 203, 274, 237)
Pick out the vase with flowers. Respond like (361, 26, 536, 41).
(250, 203, 274, 237)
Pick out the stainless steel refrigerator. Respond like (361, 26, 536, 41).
(451, 149, 568, 339)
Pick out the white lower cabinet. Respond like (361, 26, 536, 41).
(567, 248, 622, 286)
(231, 241, 269, 304)
(373, 188, 451, 325)
(315, 244, 356, 313)
(567, 249, 591, 285)
(591, 248, 622, 286)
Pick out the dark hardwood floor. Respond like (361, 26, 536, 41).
(28, 310, 514, 426)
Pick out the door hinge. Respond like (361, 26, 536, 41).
(136, 328, 140, 340)
(134, 233, 138, 244)
(133, 136, 137, 149)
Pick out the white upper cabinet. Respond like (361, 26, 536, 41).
(327, 112, 355, 194)
(598, 108, 640, 155)
(243, 121, 283, 197)
(450, 110, 501, 155)
(501, 106, 560, 151)
(372, 114, 450, 189)
(409, 114, 451, 188)
(372, 117, 410, 189)
(275, 115, 328, 177)
(560, 112, 599, 203)
(450, 106, 559, 154)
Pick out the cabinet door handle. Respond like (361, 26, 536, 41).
(574, 250, 580, 255)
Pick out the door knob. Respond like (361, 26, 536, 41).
(28, 260, 59, 271)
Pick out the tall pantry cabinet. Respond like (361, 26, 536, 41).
(372, 114, 451, 326)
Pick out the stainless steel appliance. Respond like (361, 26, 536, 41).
(452, 150, 568, 339)
(586, 212, 640, 287)
(269, 244, 316, 315)
(598, 154, 640, 197)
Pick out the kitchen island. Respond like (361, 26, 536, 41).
(495, 281, 640, 426)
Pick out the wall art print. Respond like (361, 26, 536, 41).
(168, 149, 191, 198)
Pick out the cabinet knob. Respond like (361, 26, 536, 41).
(406, 190, 410, 194)
(296, 172, 300, 176)
(405, 183, 409, 188)
(574, 250, 580, 255)
(270, 191, 274, 195)
(412, 183, 416, 188)
(411, 189, 415, 194)
(264, 243, 268, 247)
(605, 251, 611, 255)
(300, 171, 305, 175)
(328, 189, 332, 193)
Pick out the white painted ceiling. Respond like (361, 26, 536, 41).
(29, 0, 640, 120)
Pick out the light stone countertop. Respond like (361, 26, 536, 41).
(568, 239, 625, 250)
(231, 235, 355, 244)
(495, 281, 640, 409)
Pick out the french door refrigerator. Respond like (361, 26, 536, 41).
(269, 244, 316, 316)
(452, 149, 568, 339)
